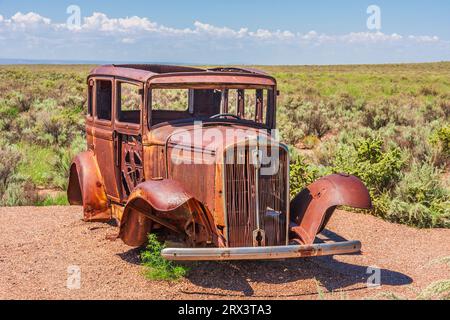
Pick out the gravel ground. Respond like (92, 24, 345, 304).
(0, 206, 449, 300)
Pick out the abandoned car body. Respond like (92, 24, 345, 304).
(67, 64, 372, 261)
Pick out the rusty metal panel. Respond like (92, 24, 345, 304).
(94, 133, 121, 200)
(290, 174, 372, 245)
(167, 161, 216, 215)
(149, 74, 276, 87)
(144, 145, 166, 179)
(118, 179, 223, 247)
(67, 151, 111, 221)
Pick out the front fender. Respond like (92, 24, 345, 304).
(290, 174, 372, 244)
(67, 150, 111, 221)
(119, 179, 223, 247)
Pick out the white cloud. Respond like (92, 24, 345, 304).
(249, 29, 295, 40)
(10, 12, 51, 26)
(0, 15, 3, 23)
(193, 21, 247, 38)
(408, 35, 440, 43)
(81, 12, 158, 32)
(341, 32, 403, 43)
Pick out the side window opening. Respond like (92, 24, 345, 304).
(117, 82, 142, 124)
(96, 80, 112, 121)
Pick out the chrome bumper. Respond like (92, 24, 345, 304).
(161, 240, 361, 261)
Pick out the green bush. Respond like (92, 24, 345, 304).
(278, 98, 331, 146)
(0, 142, 35, 206)
(417, 280, 450, 300)
(289, 152, 330, 197)
(140, 234, 189, 281)
(387, 162, 449, 228)
(430, 124, 450, 166)
(332, 137, 406, 194)
(1, 175, 36, 206)
(51, 134, 86, 190)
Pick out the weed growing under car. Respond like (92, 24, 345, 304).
(140, 234, 189, 281)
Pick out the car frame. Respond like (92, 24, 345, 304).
(67, 64, 372, 261)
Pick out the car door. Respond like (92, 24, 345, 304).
(92, 77, 121, 202)
(114, 79, 145, 201)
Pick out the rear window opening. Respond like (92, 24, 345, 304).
(96, 80, 112, 121)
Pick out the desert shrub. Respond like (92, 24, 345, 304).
(429, 124, 450, 166)
(336, 92, 357, 111)
(278, 97, 331, 146)
(303, 107, 330, 138)
(371, 123, 435, 166)
(51, 134, 86, 189)
(289, 151, 330, 197)
(332, 137, 406, 195)
(0, 143, 21, 193)
(1, 174, 36, 206)
(362, 102, 416, 130)
(314, 138, 338, 166)
(0, 142, 35, 206)
(140, 233, 189, 281)
(417, 280, 450, 300)
(16, 144, 55, 187)
(301, 135, 321, 150)
(278, 113, 305, 146)
(420, 85, 439, 97)
(421, 101, 447, 123)
(440, 100, 450, 118)
(387, 161, 449, 228)
(362, 103, 394, 130)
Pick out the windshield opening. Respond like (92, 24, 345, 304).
(149, 86, 274, 128)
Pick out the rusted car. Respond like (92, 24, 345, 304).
(68, 64, 371, 261)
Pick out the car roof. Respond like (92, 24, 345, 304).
(88, 64, 274, 84)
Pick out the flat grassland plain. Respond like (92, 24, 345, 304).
(0, 63, 448, 299)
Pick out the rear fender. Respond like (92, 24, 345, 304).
(290, 174, 372, 244)
(67, 151, 111, 221)
(119, 179, 223, 247)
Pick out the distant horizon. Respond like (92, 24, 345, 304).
(1, 58, 449, 67)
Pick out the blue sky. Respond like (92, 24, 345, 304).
(0, 0, 449, 64)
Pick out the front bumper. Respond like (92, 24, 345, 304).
(161, 240, 361, 261)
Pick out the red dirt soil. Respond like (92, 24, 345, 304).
(0, 206, 448, 300)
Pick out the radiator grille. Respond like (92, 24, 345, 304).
(224, 144, 288, 247)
